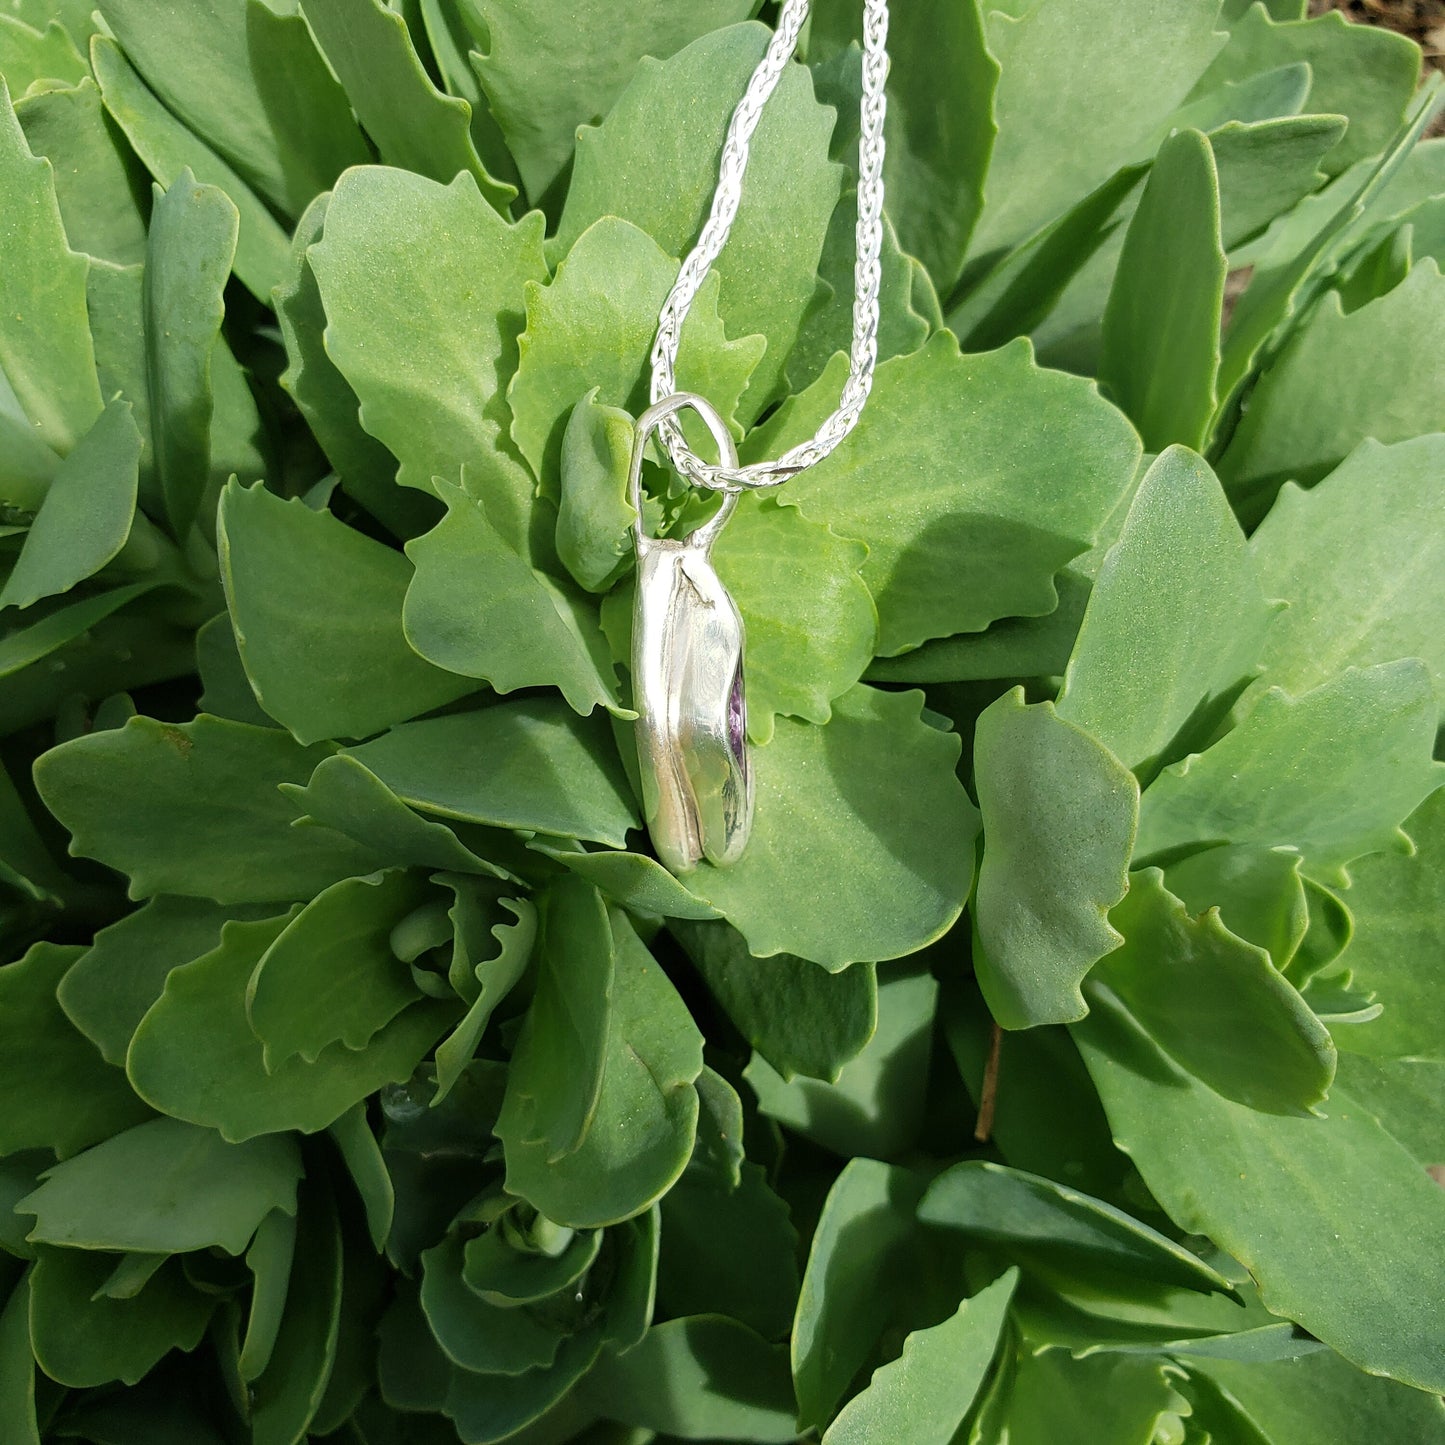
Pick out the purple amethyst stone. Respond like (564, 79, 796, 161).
(727, 661, 748, 774)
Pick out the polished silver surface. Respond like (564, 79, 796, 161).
(649, 0, 890, 493)
(630, 395, 753, 873)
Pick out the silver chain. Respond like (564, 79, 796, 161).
(649, 0, 890, 492)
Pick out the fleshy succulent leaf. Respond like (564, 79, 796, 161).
(218, 480, 475, 744)
(686, 685, 979, 968)
(555, 22, 842, 415)
(972, 688, 1138, 1029)
(769, 334, 1141, 654)
(300, 0, 515, 209)
(1135, 662, 1445, 883)
(403, 476, 626, 716)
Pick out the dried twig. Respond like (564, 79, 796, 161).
(974, 1021, 1004, 1143)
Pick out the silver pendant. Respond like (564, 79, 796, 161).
(629, 394, 753, 874)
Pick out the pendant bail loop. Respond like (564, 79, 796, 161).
(628, 391, 741, 554)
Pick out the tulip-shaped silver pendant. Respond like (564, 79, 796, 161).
(630, 394, 754, 874)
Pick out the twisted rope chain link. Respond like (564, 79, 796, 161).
(648, 0, 890, 492)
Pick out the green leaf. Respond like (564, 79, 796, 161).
(246, 869, 431, 1067)
(299, 0, 514, 209)
(434, 896, 536, 1103)
(1210, 115, 1348, 251)
(1187, 3, 1419, 176)
(432, 1211, 660, 1440)
(772, 334, 1141, 653)
(1217, 82, 1441, 410)
(788, 180, 938, 393)
(1290, 871, 1355, 983)
(1135, 663, 1445, 883)
(950, 161, 1145, 364)
(1402, 194, 1445, 271)
(344, 697, 639, 848)
(412, 0, 518, 179)
(328, 1103, 394, 1254)
(792, 1158, 930, 1431)
(994, 1348, 1189, 1445)
(89, 37, 291, 303)
(1332, 1053, 1445, 1168)
(274, 196, 437, 542)
(867, 570, 1090, 686)
(420, 1235, 565, 1377)
(126, 914, 456, 1142)
(461, 1220, 600, 1308)
(1200, 1350, 1445, 1445)
(0, 582, 158, 681)
(1218, 262, 1445, 516)
(0, 397, 140, 611)
(1334, 223, 1413, 312)
(1100, 130, 1226, 451)
(142, 168, 237, 539)
(1074, 983, 1445, 1394)
(927, 1160, 1233, 1304)
(19, 1116, 301, 1254)
(27, 1248, 212, 1388)
(744, 961, 936, 1161)
(822, 1269, 1017, 1445)
(1247, 436, 1445, 711)
(658, 1154, 800, 1341)
(206, 325, 263, 490)
(218, 480, 475, 744)
(555, 22, 842, 414)
(1055, 447, 1270, 775)
(0, 759, 67, 905)
(0, 942, 150, 1158)
(471, 0, 754, 209)
(689, 1067, 746, 1191)
(14, 77, 149, 267)
(307, 165, 548, 499)
(555, 391, 636, 593)
(250, 1180, 344, 1445)
(1163, 844, 1310, 969)
(0, 15, 86, 91)
(33, 714, 386, 903)
(495, 877, 614, 1165)
(0, 74, 102, 456)
(500, 910, 702, 1229)
(403, 476, 624, 716)
(1220, 0, 1306, 21)
(1331, 788, 1445, 1061)
(280, 754, 513, 881)
(509, 216, 764, 487)
(969, 0, 1225, 263)
(82, 256, 149, 463)
(240, 1208, 296, 1382)
(95, 0, 368, 218)
(672, 919, 876, 1083)
(1013, 1269, 1303, 1364)
(1101, 868, 1335, 1116)
(0, 599, 196, 737)
(972, 688, 1138, 1029)
(813, 0, 996, 296)
(942, 986, 1134, 1206)
(0, 1277, 39, 1445)
(530, 841, 721, 921)
(686, 685, 978, 968)
(711, 493, 876, 744)
(581, 1317, 797, 1442)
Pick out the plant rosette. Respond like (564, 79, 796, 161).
(0, 2, 1443, 1442)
